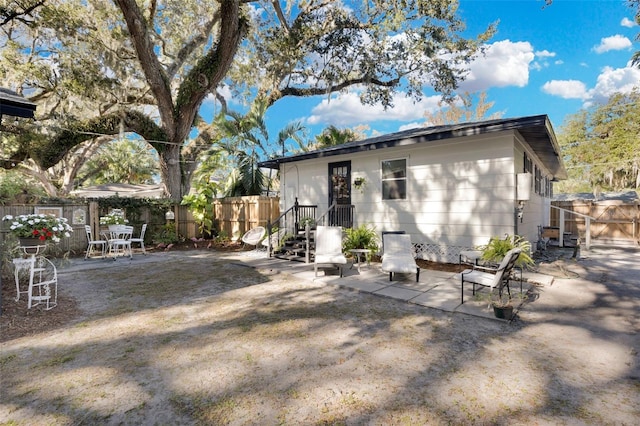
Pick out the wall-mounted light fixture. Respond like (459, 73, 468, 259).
(165, 209, 175, 221)
(516, 172, 532, 222)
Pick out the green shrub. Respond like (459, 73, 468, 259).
(153, 223, 180, 244)
(299, 217, 315, 228)
(343, 224, 380, 256)
(479, 234, 534, 268)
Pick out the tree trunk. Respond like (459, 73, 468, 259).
(159, 144, 182, 201)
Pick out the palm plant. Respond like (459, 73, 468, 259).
(213, 99, 306, 197)
(342, 224, 380, 257)
(479, 234, 534, 269)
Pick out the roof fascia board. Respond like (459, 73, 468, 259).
(259, 114, 554, 170)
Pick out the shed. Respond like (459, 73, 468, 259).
(70, 183, 165, 199)
(259, 115, 567, 263)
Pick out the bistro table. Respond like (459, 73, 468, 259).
(349, 249, 371, 273)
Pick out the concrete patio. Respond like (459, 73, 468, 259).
(235, 251, 555, 321)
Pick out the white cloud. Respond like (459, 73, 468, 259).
(589, 64, 640, 103)
(535, 50, 556, 58)
(202, 85, 234, 106)
(306, 92, 442, 126)
(530, 50, 558, 71)
(621, 17, 636, 28)
(398, 122, 422, 131)
(542, 64, 640, 105)
(592, 34, 632, 53)
(541, 80, 589, 100)
(458, 40, 535, 92)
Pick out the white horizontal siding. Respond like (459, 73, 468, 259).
(281, 131, 523, 255)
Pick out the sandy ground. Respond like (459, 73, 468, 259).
(0, 247, 639, 425)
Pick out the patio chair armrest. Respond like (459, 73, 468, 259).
(471, 264, 499, 273)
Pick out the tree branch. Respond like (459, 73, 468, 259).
(166, 12, 220, 79)
(114, 0, 175, 135)
(174, 0, 247, 139)
(269, 75, 401, 105)
(271, 1, 290, 33)
(0, 0, 45, 27)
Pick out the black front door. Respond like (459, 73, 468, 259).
(328, 161, 352, 227)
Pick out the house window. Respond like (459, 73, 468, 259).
(381, 158, 407, 200)
(524, 153, 533, 173)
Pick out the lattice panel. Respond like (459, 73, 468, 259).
(414, 243, 473, 264)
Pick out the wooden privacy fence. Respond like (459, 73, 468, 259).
(212, 196, 280, 241)
(550, 199, 640, 246)
(0, 202, 196, 257)
(0, 203, 89, 255)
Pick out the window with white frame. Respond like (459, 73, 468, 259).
(381, 158, 407, 200)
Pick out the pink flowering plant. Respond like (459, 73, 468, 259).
(3, 213, 73, 243)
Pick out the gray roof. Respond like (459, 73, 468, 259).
(0, 87, 36, 119)
(259, 114, 567, 180)
(553, 191, 639, 202)
(70, 183, 165, 199)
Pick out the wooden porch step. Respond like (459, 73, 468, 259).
(274, 253, 309, 263)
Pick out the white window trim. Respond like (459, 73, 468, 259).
(381, 157, 408, 200)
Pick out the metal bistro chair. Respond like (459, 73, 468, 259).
(13, 256, 58, 310)
(108, 225, 133, 260)
(460, 248, 522, 304)
(130, 224, 147, 254)
(84, 225, 107, 260)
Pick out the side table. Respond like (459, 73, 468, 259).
(459, 250, 483, 266)
(349, 249, 371, 272)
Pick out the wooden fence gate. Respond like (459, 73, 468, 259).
(550, 199, 639, 246)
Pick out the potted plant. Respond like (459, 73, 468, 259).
(489, 292, 514, 319)
(353, 177, 367, 193)
(299, 216, 316, 229)
(99, 210, 129, 226)
(2, 213, 73, 247)
(342, 224, 380, 262)
(474, 288, 528, 320)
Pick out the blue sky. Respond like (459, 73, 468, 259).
(203, 0, 640, 147)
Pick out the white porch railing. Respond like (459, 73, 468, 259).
(550, 205, 596, 249)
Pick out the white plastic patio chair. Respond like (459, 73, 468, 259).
(84, 225, 107, 260)
(108, 225, 133, 260)
(130, 223, 147, 254)
(381, 233, 420, 282)
(460, 247, 522, 304)
(314, 225, 348, 277)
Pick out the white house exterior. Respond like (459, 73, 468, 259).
(259, 115, 567, 263)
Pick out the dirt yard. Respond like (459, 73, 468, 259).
(1, 247, 638, 425)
